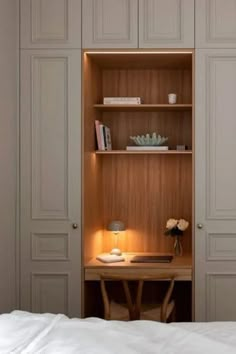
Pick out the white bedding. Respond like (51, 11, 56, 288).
(0, 311, 236, 354)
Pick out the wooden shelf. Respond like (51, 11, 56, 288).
(95, 150, 192, 155)
(94, 104, 192, 112)
(84, 51, 193, 262)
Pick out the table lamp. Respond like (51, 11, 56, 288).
(107, 220, 125, 256)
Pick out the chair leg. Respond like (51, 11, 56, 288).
(169, 306, 176, 323)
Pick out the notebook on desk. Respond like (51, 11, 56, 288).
(130, 255, 173, 263)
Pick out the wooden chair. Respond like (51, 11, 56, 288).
(100, 273, 176, 322)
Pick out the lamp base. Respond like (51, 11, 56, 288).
(110, 248, 122, 256)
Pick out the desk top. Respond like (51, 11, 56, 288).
(84, 253, 192, 281)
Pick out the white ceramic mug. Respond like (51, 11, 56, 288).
(168, 93, 177, 104)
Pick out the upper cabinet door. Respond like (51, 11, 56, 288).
(82, 0, 138, 48)
(196, 0, 236, 48)
(139, 0, 194, 48)
(20, 0, 81, 48)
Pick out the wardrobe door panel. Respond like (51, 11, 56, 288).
(207, 274, 236, 321)
(82, 0, 138, 48)
(0, 0, 17, 313)
(20, 50, 81, 317)
(139, 0, 194, 48)
(20, 0, 81, 48)
(195, 49, 236, 321)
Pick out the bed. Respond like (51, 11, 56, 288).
(0, 311, 236, 353)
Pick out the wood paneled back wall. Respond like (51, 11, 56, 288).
(102, 154, 192, 253)
(83, 52, 193, 258)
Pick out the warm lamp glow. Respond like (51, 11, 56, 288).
(107, 220, 125, 256)
(85, 51, 193, 55)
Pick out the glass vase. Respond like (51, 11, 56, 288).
(173, 236, 183, 256)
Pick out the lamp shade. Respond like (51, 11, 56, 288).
(107, 220, 125, 233)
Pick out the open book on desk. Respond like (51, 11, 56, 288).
(130, 255, 173, 263)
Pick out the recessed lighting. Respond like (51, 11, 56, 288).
(84, 51, 193, 55)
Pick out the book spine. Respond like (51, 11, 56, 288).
(95, 120, 103, 150)
(102, 125, 107, 150)
(104, 101, 141, 105)
(105, 126, 112, 150)
(103, 97, 141, 104)
(99, 124, 105, 150)
(95, 121, 112, 151)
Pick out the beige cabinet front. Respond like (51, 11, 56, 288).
(196, 0, 236, 48)
(20, 50, 82, 317)
(20, 0, 81, 48)
(195, 49, 236, 321)
(82, 0, 194, 48)
(139, 0, 194, 48)
(82, 0, 138, 48)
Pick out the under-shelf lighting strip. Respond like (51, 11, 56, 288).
(85, 51, 193, 55)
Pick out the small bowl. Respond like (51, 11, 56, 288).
(129, 132, 168, 146)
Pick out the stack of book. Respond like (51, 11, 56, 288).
(95, 120, 112, 151)
(103, 97, 142, 104)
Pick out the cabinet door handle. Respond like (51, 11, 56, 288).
(72, 223, 78, 229)
(197, 223, 203, 229)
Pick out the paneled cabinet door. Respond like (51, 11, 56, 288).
(195, 49, 236, 321)
(20, 50, 81, 317)
(20, 0, 81, 48)
(139, 0, 194, 48)
(196, 0, 236, 48)
(82, 0, 138, 48)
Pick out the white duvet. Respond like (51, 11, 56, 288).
(0, 311, 236, 353)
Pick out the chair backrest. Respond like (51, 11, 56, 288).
(100, 273, 176, 321)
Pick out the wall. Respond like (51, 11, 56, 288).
(0, 0, 17, 311)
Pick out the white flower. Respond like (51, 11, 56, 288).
(166, 218, 178, 230)
(177, 219, 189, 231)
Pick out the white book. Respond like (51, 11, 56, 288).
(126, 146, 169, 151)
(104, 97, 141, 101)
(99, 124, 105, 150)
(103, 97, 142, 104)
(95, 120, 103, 150)
(104, 101, 141, 105)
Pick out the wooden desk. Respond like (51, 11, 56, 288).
(84, 253, 192, 281)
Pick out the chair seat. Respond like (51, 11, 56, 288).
(109, 301, 129, 321)
(109, 300, 175, 321)
(140, 300, 175, 321)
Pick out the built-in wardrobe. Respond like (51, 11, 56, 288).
(2, 0, 236, 321)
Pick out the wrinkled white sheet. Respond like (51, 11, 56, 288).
(0, 311, 236, 353)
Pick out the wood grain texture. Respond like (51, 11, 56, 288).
(83, 51, 193, 261)
(86, 52, 192, 69)
(85, 253, 192, 281)
(102, 68, 192, 104)
(101, 155, 192, 254)
(102, 112, 192, 150)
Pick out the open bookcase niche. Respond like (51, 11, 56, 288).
(83, 50, 193, 263)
